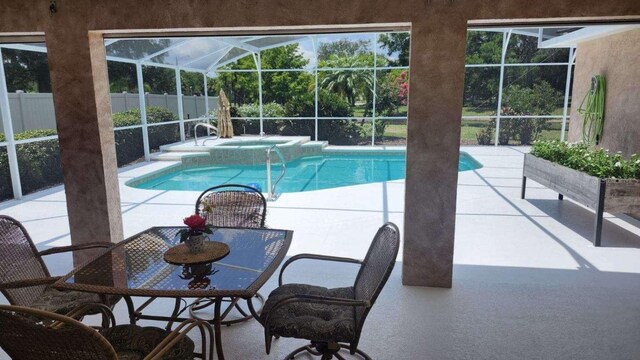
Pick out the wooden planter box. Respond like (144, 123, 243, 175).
(521, 153, 640, 246)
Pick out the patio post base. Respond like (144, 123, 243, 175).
(284, 342, 372, 360)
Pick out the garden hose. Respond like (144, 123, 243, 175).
(578, 75, 606, 144)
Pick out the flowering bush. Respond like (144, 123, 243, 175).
(178, 214, 214, 242)
(530, 140, 640, 179)
(397, 71, 409, 106)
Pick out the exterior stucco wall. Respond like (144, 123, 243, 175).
(568, 29, 640, 157)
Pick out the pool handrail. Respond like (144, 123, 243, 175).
(194, 122, 219, 146)
(266, 145, 286, 201)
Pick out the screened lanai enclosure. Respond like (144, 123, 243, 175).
(0, 25, 619, 201)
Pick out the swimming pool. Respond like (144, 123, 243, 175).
(129, 152, 482, 193)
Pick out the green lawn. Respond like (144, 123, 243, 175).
(352, 105, 408, 118)
(384, 123, 407, 138)
(360, 119, 567, 145)
(462, 106, 565, 117)
(460, 119, 567, 144)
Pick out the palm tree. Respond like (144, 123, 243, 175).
(319, 55, 373, 107)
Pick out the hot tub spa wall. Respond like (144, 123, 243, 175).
(181, 141, 326, 167)
(568, 29, 640, 158)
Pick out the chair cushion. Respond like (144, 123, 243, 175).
(261, 283, 356, 343)
(31, 288, 120, 315)
(101, 325, 195, 360)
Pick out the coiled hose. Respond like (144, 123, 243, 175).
(578, 75, 606, 144)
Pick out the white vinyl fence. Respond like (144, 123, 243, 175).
(2, 92, 218, 133)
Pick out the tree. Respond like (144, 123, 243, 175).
(209, 55, 258, 105)
(317, 39, 371, 62)
(210, 44, 313, 106)
(504, 34, 568, 92)
(463, 32, 502, 108)
(106, 39, 179, 94)
(261, 44, 313, 104)
(180, 71, 205, 95)
(2, 49, 51, 92)
(503, 81, 562, 115)
(261, 44, 308, 69)
(378, 33, 410, 66)
(319, 55, 373, 107)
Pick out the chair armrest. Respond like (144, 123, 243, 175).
(144, 319, 215, 360)
(264, 294, 370, 329)
(0, 276, 60, 290)
(38, 242, 114, 256)
(279, 254, 362, 286)
(61, 303, 116, 330)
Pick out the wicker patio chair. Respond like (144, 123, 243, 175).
(0, 304, 214, 360)
(0, 215, 120, 316)
(188, 184, 268, 325)
(260, 222, 400, 360)
(195, 184, 267, 228)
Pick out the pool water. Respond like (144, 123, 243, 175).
(132, 152, 481, 193)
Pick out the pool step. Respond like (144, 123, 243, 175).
(150, 152, 209, 161)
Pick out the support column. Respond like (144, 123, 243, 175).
(403, 19, 467, 288)
(203, 73, 209, 116)
(560, 47, 576, 142)
(0, 48, 22, 199)
(494, 30, 511, 146)
(312, 36, 319, 141)
(203, 73, 210, 136)
(371, 34, 378, 146)
(175, 67, 185, 141)
(136, 62, 150, 161)
(256, 52, 264, 136)
(45, 30, 123, 260)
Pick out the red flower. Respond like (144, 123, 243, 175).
(183, 214, 207, 232)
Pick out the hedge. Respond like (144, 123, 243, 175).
(112, 106, 179, 166)
(0, 135, 63, 201)
(0, 107, 180, 201)
(228, 90, 363, 144)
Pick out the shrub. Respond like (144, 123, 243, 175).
(234, 102, 285, 135)
(282, 89, 360, 144)
(237, 102, 285, 118)
(475, 82, 561, 145)
(0, 147, 11, 201)
(112, 106, 177, 127)
(16, 139, 64, 194)
(503, 82, 562, 115)
(475, 108, 550, 145)
(112, 106, 179, 166)
(0, 135, 63, 200)
(218, 91, 361, 144)
(531, 140, 640, 179)
(476, 127, 493, 145)
(0, 129, 58, 142)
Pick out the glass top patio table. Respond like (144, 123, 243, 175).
(53, 226, 293, 298)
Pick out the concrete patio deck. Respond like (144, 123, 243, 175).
(1, 146, 639, 359)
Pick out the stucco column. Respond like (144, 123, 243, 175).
(402, 18, 467, 288)
(45, 30, 123, 263)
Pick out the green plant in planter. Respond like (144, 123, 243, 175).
(531, 140, 640, 179)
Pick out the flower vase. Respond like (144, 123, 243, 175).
(185, 233, 206, 254)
